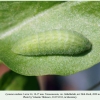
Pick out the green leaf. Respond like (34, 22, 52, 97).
(0, 71, 40, 90)
(0, 60, 2, 64)
(0, 1, 62, 33)
(0, 2, 100, 76)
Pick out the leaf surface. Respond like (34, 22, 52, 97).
(0, 2, 100, 76)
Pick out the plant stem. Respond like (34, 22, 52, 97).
(88, 81, 100, 90)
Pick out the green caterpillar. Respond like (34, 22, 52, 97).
(12, 30, 92, 56)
